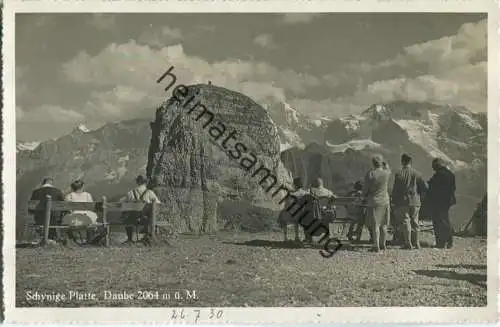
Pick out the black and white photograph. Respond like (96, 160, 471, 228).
(4, 2, 498, 324)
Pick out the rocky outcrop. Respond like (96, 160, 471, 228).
(146, 84, 292, 235)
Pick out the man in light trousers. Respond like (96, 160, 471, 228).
(392, 153, 428, 250)
(362, 155, 391, 253)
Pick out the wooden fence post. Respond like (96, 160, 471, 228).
(42, 195, 52, 246)
(102, 196, 109, 246)
(150, 202, 157, 242)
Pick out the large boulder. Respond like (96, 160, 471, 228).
(146, 84, 292, 235)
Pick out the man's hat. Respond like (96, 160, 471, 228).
(432, 158, 446, 168)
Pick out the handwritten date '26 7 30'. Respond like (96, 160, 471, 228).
(172, 308, 223, 323)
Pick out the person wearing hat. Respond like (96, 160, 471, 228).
(425, 158, 456, 248)
(362, 154, 391, 252)
(391, 153, 428, 249)
(120, 175, 161, 244)
(28, 177, 65, 242)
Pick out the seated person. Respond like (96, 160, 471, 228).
(278, 177, 309, 242)
(62, 179, 99, 243)
(309, 177, 336, 198)
(310, 177, 337, 220)
(29, 177, 65, 242)
(302, 178, 337, 243)
(120, 175, 161, 245)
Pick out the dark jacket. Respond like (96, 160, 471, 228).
(425, 167, 456, 209)
(29, 185, 65, 225)
(391, 166, 428, 207)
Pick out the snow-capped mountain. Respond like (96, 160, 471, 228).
(74, 123, 91, 133)
(260, 97, 326, 151)
(15, 93, 486, 237)
(260, 98, 486, 172)
(279, 100, 486, 229)
(16, 141, 41, 153)
(318, 101, 486, 170)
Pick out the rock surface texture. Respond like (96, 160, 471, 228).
(146, 84, 292, 235)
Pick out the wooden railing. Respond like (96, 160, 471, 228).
(28, 195, 163, 246)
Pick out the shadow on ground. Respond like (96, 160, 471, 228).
(223, 239, 372, 251)
(413, 269, 486, 288)
(435, 264, 486, 270)
(225, 237, 437, 251)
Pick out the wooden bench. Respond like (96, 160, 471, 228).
(314, 196, 396, 235)
(28, 195, 164, 246)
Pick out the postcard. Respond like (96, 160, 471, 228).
(3, 0, 498, 323)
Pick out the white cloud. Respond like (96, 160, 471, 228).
(281, 13, 322, 25)
(253, 34, 276, 49)
(290, 98, 361, 118)
(360, 62, 486, 111)
(61, 40, 321, 119)
(288, 19, 487, 117)
(41, 17, 487, 126)
(327, 19, 487, 113)
(17, 105, 85, 123)
(139, 26, 184, 47)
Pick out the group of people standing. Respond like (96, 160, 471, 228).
(286, 153, 456, 253)
(28, 175, 161, 245)
(353, 153, 456, 252)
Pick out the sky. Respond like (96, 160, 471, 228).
(15, 13, 487, 141)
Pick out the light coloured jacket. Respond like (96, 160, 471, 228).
(362, 167, 391, 206)
(64, 191, 98, 224)
(310, 186, 336, 198)
(120, 184, 161, 204)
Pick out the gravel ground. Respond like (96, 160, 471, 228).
(16, 231, 486, 307)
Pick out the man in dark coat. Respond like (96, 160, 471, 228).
(425, 158, 456, 249)
(28, 177, 65, 241)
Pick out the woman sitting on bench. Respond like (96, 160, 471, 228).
(62, 179, 99, 244)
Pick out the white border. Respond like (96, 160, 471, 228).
(3, 0, 499, 324)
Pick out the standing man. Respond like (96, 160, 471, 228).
(391, 153, 428, 249)
(28, 177, 65, 242)
(362, 155, 391, 253)
(426, 158, 456, 249)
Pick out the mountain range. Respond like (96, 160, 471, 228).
(16, 91, 487, 238)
